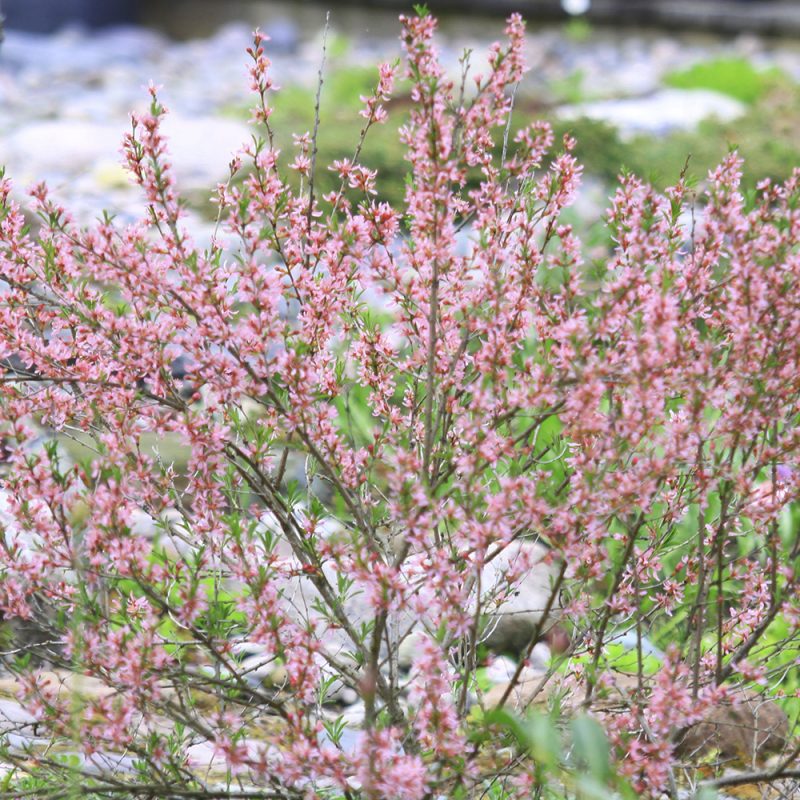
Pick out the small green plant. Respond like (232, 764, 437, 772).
(563, 17, 592, 43)
(664, 57, 784, 105)
(551, 69, 587, 104)
(485, 708, 640, 800)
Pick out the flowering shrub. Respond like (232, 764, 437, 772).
(0, 9, 799, 799)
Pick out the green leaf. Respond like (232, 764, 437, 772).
(575, 774, 613, 800)
(570, 715, 611, 782)
(483, 707, 530, 750)
(525, 712, 561, 768)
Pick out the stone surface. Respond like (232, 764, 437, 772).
(160, 114, 249, 189)
(273, 537, 560, 664)
(560, 89, 746, 140)
(483, 667, 551, 712)
(3, 121, 122, 180)
(0, 696, 39, 739)
(676, 690, 791, 767)
(0, 670, 116, 702)
(481, 540, 562, 656)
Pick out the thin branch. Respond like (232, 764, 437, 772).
(306, 11, 330, 239)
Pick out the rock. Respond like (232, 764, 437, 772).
(397, 629, 428, 671)
(0, 615, 62, 667)
(676, 690, 790, 767)
(127, 506, 192, 560)
(0, 670, 115, 702)
(484, 648, 551, 689)
(559, 89, 746, 140)
(483, 655, 518, 685)
(186, 739, 223, 774)
(0, 699, 42, 757)
(231, 641, 359, 704)
(129, 505, 185, 537)
(3, 120, 122, 181)
(609, 630, 664, 660)
(320, 701, 365, 752)
(319, 660, 358, 706)
(530, 641, 552, 671)
(338, 700, 366, 728)
(266, 19, 300, 55)
(128, 507, 160, 539)
(159, 113, 248, 191)
(483, 667, 550, 713)
(188, 734, 280, 780)
(266, 535, 561, 677)
(234, 648, 283, 692)
(76, 751, 141, 777)
(1, 114, 246, 220)
(0, 696, 38, 732)
(481, 540, 561, 657)
(272, 537, 560, 669)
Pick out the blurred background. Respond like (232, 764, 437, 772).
(2, 0, 800, 243)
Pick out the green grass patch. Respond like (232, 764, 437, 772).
(664, 56, 784, 105)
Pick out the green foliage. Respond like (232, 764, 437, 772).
(550, 69, 587, 104)
(551, 87, 800, 195)
(266, 66, 409, 207)
(552, 117, 628, 182)
(758, 608, 800, 726)
(604, 643, 661, 676)
(220, 53, 800, 218)
(563, 18, 593, 43)
(484, 707, 639, 799)
(664, 57, 784, 105)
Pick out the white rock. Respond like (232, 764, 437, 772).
(481, 540, 561, 656)
(397, 629, 428, 671)
(128, 508, 159, 539)
(186, 739, 220, 770)
(160, 114, 248, 189)
(530, 641, 552, 671)
(559, 89, 746, 140)
(272, 536, 559, 668)
(609, 630, 664, 659)
(239, 654, 283, 691)
(338, 700, 366, 727)
(2, 120, 123, 181)
(484, 655, 518, 685)
(1, 114, 247, 204)
(0, 697, 37, 731)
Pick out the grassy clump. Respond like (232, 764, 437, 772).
(664, 56, 784, 104)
